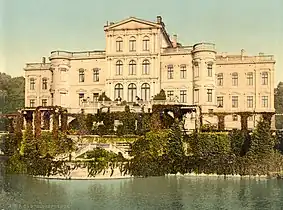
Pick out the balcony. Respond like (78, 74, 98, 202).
(192, 43, 216, 52)
(24, 63, 51, 70)
(50, 50, 106, 60)
(216, 54, 275, 64)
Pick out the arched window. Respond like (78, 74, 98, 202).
(116, 37, 123, 52)
(30, 78, 35, 90)
(142, 59, 150, 75)
(129, 36, 136, 52)
(79, 69, 85, 82)
(129, 60, 136, 75)
(142, 36, 150, 51)
(116, 60, 123, 75)
(217, 73, 223, 86)
(93, 68, 99, 82)
(114, 83, 123, 99)
(42, 78, 48, 90)
(262, 72, 268, 85)
(128, 83, 137, 102)
(141, 83, 150, 101)
(232, 72, 238, 86)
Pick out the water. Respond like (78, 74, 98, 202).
(1, 173, 283, 210)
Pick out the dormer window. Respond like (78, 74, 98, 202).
(116, 37, 123, 52)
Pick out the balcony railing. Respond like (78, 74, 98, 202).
(50, 50, 106, 59)
(193, 43, 216, 52)
(25, 63, 51, 70)
(216, 55, 274, 62)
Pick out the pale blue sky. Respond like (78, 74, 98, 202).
(1, 0, 282, 86)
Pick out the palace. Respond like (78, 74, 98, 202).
(24, 16, 276, 130)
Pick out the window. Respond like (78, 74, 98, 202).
(141, 83, 150, 101)
(142, 36, 150, 51)
(79, 93, 84, 105)
(217, 96, 223, 108)
(42, 78, 48, 90)
(180, 90, 187, 103)
(167, 65, 174, 79)
(180, 65, 186, 79)
(93, 93, 99, 102)
(42, 99, 47, 107)
(167, 90, 174, 99)
(262, 96, 268, 108)
(30, 99, 35, 107)
(129, 60, 136, 75)
(247, 72, 253, 86)
(194, 62, 199, 77)
(142, 60, 150, 75)
(247, 96, 253, 108)
(207, 89, 212, 102)
(217, 73, 223, 86)
(232, 114, 238, 121)
(116, 37, 123, 52)
(115, 83, 123, 99)
(30, 78, 35, 90)
(194, 89, 199, 103)
(93, 68, 99, 82)
(128, 83, 137, 102)
(116, 60, 123, 75)
(232, 96, 238, 108)
(262, 72, 268, 85)
(232, 72, 238, 86)
(79, 69, 85, 83)
(129, 37, 136, 52)
(207, 63, 213, 77)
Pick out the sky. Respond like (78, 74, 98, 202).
(1, 0, 282, 86)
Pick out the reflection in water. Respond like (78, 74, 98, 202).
(0, 164, 283, 210)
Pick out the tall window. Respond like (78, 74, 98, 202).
(129, 37, 136, 52)
(207, 63, 213, 77)
(247, 96, 253, 108)
(93, 93, 99, 102)
(30, 99, 35, 107)
(128, 83, 137, 102)
(167, 90, 174, 99)
(247, 72, 253, 86)
(79, 69, 85, 82)
(217, 73, 223, 86)
(79, 93, 84, 106)
(180, 90, 187, 103)
(129, 60, 136, 75)
(194, 89, 199, 103)
(142, 60, 150, 75)
(232, 115, 238, 121)
(167, 65, 174, 79)
(262, 72, 268, 85)
(142, 36, 150, 51)
(141, 83, 150, 101)
(116, 60, 123, 75)
(116, 37, 123, 52)
(217, 96, 223, 108)
(180, 65, 187, 79)
(194, 62, 199, 77)
(42, 78, 48, 90)
(93, 68, 99, 82)
(115, 83, 123, 99)
(262, 96, 268, 108)
(207, 89, 212, 102)
(232, 72, 238, 86)
(232, 96, 238, 108)
(30, 78, 35, 90)
(42, 99, 47, 107)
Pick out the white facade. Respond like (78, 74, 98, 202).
(24, 16, 276, 130)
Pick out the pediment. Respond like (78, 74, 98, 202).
(105, 18, 161, 31)
(90, 88, 102, 93)
(231, 92, 241, 95)
(76, 89, 87, 93)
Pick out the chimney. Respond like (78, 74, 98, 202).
(42, 57, 46, 64)
(172, 34, 177, 48)
(157, 16, 162, 24)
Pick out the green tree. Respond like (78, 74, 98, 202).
(153, 89, 166, 100)
(275, 82, 283, 129)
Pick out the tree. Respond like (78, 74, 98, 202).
(275, 82, 283, 129)
(98, 92, 111, 101)
(153, 89, 166, 100)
